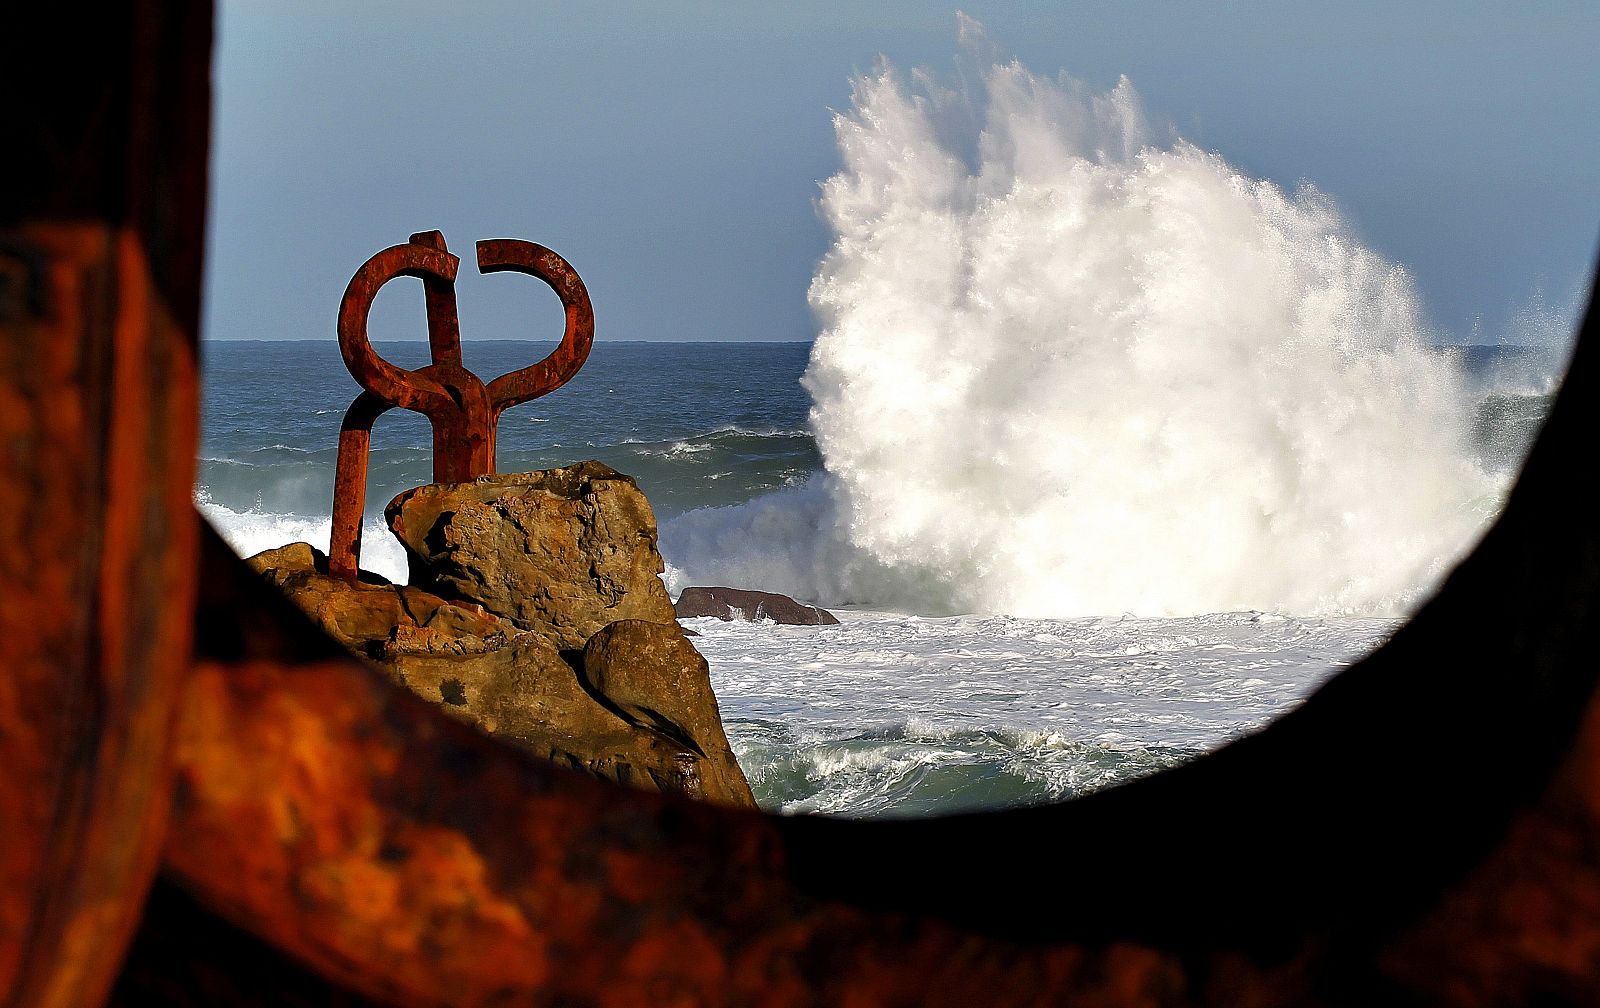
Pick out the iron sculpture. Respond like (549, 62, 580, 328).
(330, 230, 593, 580)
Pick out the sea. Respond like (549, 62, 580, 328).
(198, 41, 1575, 818)
(198, 338, 1561, 818)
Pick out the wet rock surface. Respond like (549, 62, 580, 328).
(675, 586, 840, 626)
(246, 468, 754, 808)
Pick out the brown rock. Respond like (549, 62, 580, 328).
(245, 541, 754, 807)
(580, 621, 754, 807)
(675, 586, 840, 626)
(244, 540, 319, 577)
(386, 461, 678, 651)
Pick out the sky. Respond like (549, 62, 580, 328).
(205, 2, 1598, 347)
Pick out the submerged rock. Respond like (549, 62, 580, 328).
(675, 586, 840, 626)
(248, 466, 754, 807)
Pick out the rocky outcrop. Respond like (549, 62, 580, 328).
(675, 586, 839, 626)
(247, 473, 754, 807)
(248, 542, 508, 662)
(386, 461, 677, 651)
(579, 620, 749, 802)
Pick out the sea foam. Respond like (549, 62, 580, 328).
(197, 491, 411, 585)
(663, 21, 1501, 619)
(692, 606, 1393, 814)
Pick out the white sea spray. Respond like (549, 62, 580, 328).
(196, 490, 411, 584)
(664, 22, 1501, 619)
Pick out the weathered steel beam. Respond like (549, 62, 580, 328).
(328, 392, 394, 582)
(0, 5, 210, 1007)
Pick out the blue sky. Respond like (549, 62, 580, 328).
(205, 2, 1597, 345)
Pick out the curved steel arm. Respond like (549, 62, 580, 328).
(336, 239, 460, 415)
(477, 238, 595, 419)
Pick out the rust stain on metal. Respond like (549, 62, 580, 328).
(329, 231, 594, 580)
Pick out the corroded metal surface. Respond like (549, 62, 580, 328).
(329, 232, 594, 579)
(0, 5, 210, 1007)
(0, 221, 197, 1008)
(8, 4, 1600, 1007)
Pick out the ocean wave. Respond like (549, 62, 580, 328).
(662, 440, 714, 457)
(619, 425, 813, 448)
(727, 716, 1193, 816)
(694, 604, 1391, 816)
(660, 23, 1505, 620)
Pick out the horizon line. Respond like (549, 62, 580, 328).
(202, 337, 818, 345)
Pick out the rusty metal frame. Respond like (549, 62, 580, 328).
(6, 6, 1600, 1007)
(329, 230, 593, 580)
